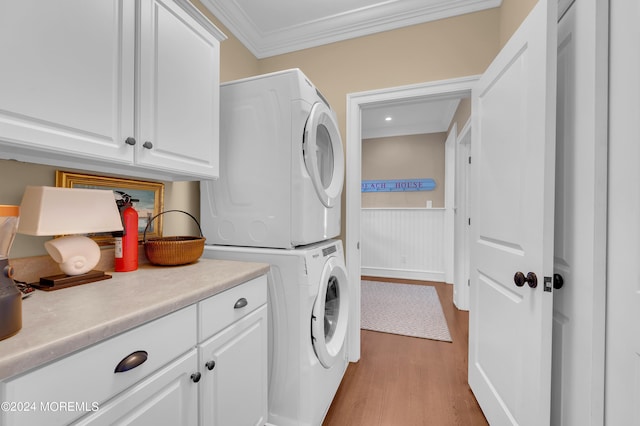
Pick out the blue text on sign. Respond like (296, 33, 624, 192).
(361, 179, 436, 193)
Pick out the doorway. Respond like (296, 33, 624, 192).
(345, 75, 480, 361)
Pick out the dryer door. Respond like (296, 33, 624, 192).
(303, 102, 345, 208)
(311, 255, 349, 368)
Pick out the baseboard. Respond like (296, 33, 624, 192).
(361, 267, 445, 282)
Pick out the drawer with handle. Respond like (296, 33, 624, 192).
(1, 306, 197, 426)
(198, 275, 267, 342)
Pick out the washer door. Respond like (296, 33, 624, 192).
(303, 102, 345, 208)
(311, 256, 349, 368)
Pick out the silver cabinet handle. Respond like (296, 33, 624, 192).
(234, 298, 248, 309)
(125, 137, 136, 146)
(142, 141, 153, 149)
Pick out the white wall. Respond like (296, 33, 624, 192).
(361, 208, 445, 281)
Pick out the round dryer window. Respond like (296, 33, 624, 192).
(311, 256, 349, 369)
(303, 102, 345, 208)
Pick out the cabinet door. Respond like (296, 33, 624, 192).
(0, 0, 135, 162)
(72, 350, 199, 426)
(137, 0, 220, 178)
(199, 305, 268, 426)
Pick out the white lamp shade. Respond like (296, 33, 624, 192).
(18, 186, 124, 236)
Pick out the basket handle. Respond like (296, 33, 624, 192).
(143, 210, 204, 243)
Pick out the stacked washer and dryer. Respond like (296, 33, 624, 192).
(200, 69, 350, 426)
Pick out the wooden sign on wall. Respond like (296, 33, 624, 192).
(361, 178, 436, 192)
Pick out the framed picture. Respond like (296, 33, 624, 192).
(55, 171, 165, 245)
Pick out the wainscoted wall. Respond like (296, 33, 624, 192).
(361, 208, 444, 281)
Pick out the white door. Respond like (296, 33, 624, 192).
(606, 0, 640, 423)
(311, 254, 349, 368)
(552, 1, 608, 424)
(468, 0, 557, 424)
(303, 102, 345, 208)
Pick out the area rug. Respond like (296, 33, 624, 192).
(361, 280, 452, 342)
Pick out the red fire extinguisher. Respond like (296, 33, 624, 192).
(114, 191, 138, 272)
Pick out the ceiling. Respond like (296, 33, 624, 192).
(199, 0, 502, 59)
(361, 96, 461, 139)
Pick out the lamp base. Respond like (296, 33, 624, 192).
(31, 270, 112, 291)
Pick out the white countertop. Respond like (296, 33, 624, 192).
(0, 258, 269, 381)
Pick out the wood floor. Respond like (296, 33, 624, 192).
(323, 277, 488, 426)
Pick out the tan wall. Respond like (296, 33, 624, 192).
(362, 134, 446, 208)
(0, 160, 205, 258)
(499, 0, 538, 48)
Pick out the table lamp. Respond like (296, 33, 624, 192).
(18, 186, 124, 290)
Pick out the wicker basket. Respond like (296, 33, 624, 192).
(143, 210, 205, 266)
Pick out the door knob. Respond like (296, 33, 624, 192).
(553, 273, 564, 289)
(125, 137, 136, 146)
(142, 141, 153, 149)
(514, 271, 537, 288)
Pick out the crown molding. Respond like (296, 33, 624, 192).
(199, 0, 502, 58)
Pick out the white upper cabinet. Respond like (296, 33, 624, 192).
(0, 0, 225, 181)
(136, 0, 223, 178)
(0, 1, 136, 164)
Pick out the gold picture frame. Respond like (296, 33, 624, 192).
(55, 171, 164, 245)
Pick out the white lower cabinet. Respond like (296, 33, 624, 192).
(197, 274, 268, 426)
(0, 275, 268, 426)
(72, 350, 199, 426)
(1, 306, 198, 426)
(198, 305, 268, 426)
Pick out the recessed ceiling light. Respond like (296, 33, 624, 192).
(385, 116, 392, 121)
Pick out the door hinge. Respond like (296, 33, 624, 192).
(468, 156, 472, 164)
(467, 279, 470, 287)
(468, 218, 471, 226)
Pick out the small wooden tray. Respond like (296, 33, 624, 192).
(31, 270, 112, 291)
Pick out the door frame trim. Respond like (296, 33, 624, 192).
(454, 117, 472, 310)
(345, 75, 480, 361)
